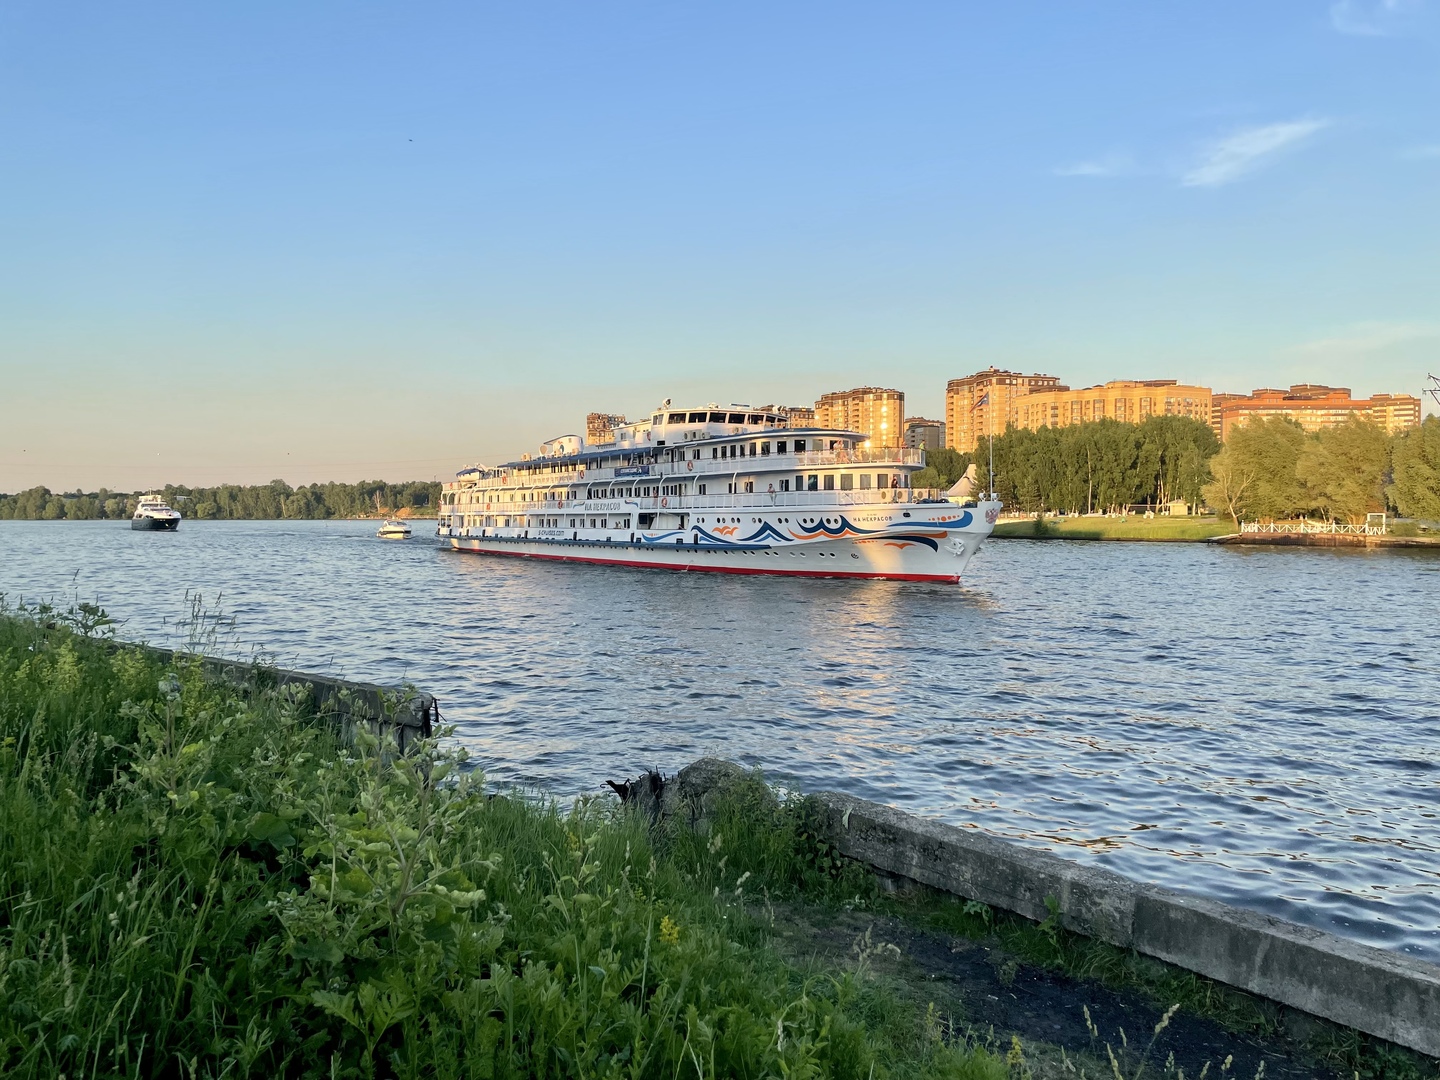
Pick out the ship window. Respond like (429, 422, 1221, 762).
(708, 411, 726, 422)
(760, 442, 770, 455)
(860, 474, 872, 489)
(744, 481, 754, 493)
(667, 413, 685, 423)
(749, 443, 757, 456)
(794, 439, 805, 451)
(688, 412, 706, 423)
(698, 484, 707, 494)
(747, 413, 762, 423)
(840, 474, 853, 490)
(776, 440, 787, 453)
(780, 479, 790, 492)
(807, 475, 819, 491)
(712, 447, 719, 459)
(727, 412, 745, 423)
(823, 475, 835, 490)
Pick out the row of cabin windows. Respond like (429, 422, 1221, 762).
(665, 411, 785, 425)
(711, 439, 826, 459)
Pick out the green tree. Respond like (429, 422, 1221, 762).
(1296, 418, 1390, 523)
(1201, 446, 1255, 526)
(1387, 415, 1440, 520)
(1224, 418, 1308, 520)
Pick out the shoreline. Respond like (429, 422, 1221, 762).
(990, 517, 1440, 548)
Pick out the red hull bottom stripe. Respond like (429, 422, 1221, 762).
(449, 545, 959, 584)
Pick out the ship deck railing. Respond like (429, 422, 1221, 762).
(453, 489, 959, 513)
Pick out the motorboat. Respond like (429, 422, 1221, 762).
(131, 494, 181, 531)
(377, 519, 412, 539)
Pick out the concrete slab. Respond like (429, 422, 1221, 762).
(672, 760, 1440, 1059)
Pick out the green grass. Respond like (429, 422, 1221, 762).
(991, 515, 1234, 542)
(0, 602, 1011, 1079)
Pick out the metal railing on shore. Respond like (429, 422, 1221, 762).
(1240, 519, 1388, 536)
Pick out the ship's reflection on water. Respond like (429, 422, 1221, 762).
(2, 520, 1438, 962)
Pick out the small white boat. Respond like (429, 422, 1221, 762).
(377, 519, 412, 539)
(132, 494, 181, 531)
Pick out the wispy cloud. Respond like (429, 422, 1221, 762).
(1180, 118, 1329, 188)
(1053, 153, 1133, 179)
(1330, 0, 1422, 36)
(1291, 320, 1440, 356)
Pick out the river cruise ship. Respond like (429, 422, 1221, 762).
(437, 403, 1000, 582)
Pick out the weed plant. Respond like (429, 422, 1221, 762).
(0, 603, 1006, 1079)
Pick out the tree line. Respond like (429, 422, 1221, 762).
(911, 413, 1439, 523)
(0, 480, 442, 521)
(912, 415, 1221, 514)
(1202, 415, 1439, 524)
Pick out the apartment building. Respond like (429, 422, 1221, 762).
(585, 412, 628, 446)
(757, 404, 818, 428)
(944, 368, 1065, 453)
(1014, 380, 1213, 433)
(814, 386, 905, 447)
(903, 418, 946, 451)
(1218, 386, 1423, 440)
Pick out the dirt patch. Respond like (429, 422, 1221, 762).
(766, 903, 1342, 1079)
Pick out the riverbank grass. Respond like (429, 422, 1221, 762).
(0, 604, 1007, 1079)
(991, 515, 1233, 542)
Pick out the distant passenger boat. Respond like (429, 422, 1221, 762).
(131, 494, 181, 531)
(437, 399, 1001, 583)
(377, 519, 412, 539)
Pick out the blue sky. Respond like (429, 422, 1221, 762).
(2, 1, 1437, 489)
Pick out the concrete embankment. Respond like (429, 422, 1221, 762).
(676, 760, 1440, 1059)
(1208, 532, 1440, 548)
(127, 643, 436, 752)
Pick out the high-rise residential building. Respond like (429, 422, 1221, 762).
(944, 368, 1065, 453)
(814, 386, 905, 446)
(1013, 380, 1213, 433)
(1218, 386, 1423, 440)
(585, 412, 628, 445)
(903, 418, 946, 451)
(758, 404, 818, 428)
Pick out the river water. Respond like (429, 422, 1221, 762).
(3, 519, 1437, 962)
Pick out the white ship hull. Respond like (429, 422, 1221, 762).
(445, 501, 999, 583)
